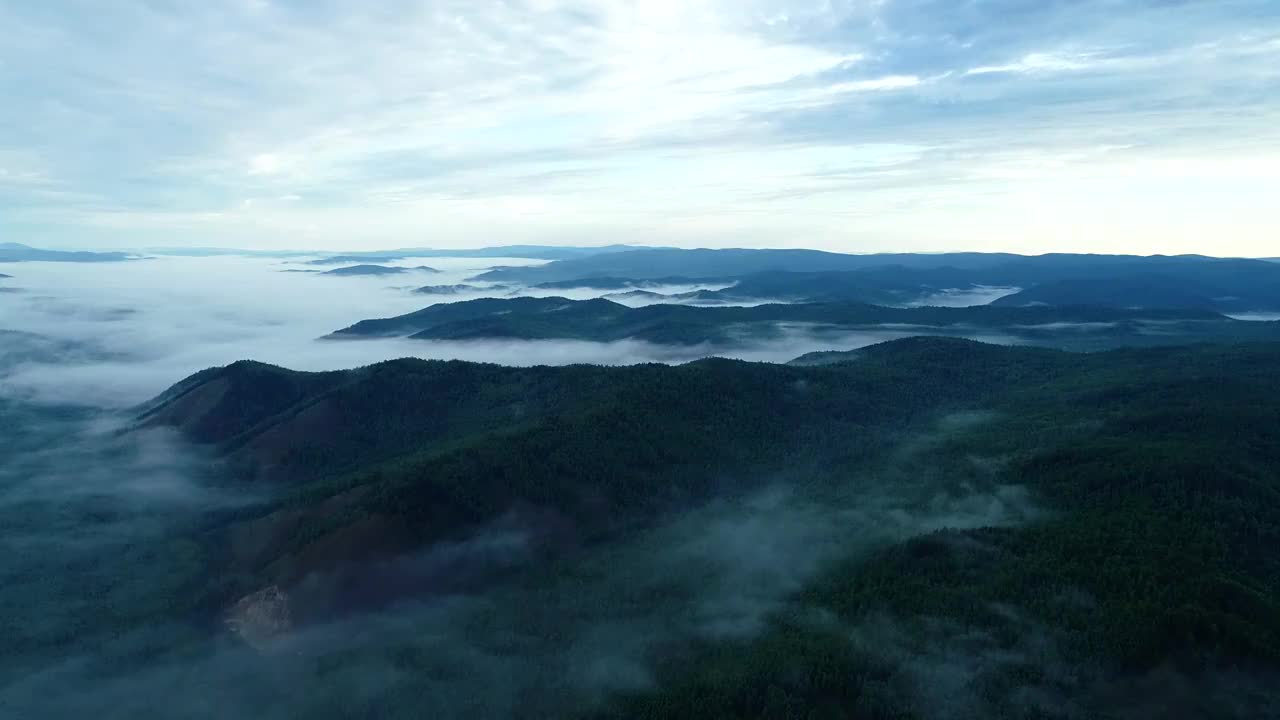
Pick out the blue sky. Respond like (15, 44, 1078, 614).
(1, 0, 1278, 254)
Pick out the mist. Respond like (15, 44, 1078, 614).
(0, 255, 1117, 718)
(0, 255, 1020, 407)
(0, 400, 1042, 718)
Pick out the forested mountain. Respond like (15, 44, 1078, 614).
(28, 338, 1264, 718)
(326, 295, 1278, 350)
(990, 270, 1280, 312)
(470, 250, 1280, 313)
(473, 248, 1028, 283)
(533, 276, 727, 290)
(413, 284, 488, 294)
(319, 264, 440, 276)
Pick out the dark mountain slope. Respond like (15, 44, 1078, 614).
(146, 339, 1069, 617)
(595, 341, 1280, 718)
(23, 338, 1275, 718)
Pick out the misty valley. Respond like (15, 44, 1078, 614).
(2, 246, 1280, 718)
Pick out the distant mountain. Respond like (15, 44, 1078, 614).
(143, 247, 318, 258)
(480, 252, 1280, 312)
(306, 255, 410, 265)
(473, 248, 1035, 283)
(320, 264, 440, 276)
(387, 244, 665, 260)
(323, 295, 1270, 350)
(602, 289, 673, 301)
(300, 245, 659, 265)
(0, 273, 11, 278)
(533, 275, 723, 290)
(787, 348, 866, 366)
(991, 275, 1217, 309)
(413, 284, 489, 294)
(0, 242, 135, 263)
(687, 268, 1000, 305)
(472, 249, 1246, 283)
(990, 264, 1280, 312)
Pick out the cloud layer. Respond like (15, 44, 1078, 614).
(1, 0, 1278, 253)
(0, 256, 1018, 407)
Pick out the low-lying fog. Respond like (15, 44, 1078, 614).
(1227, 312, 1280, 322)
(0, 255, 1014, 407)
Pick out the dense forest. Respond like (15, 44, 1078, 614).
(18, 337, 1256, 718)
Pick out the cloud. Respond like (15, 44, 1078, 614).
(965, 51, 1112, 76)
(1, 0, 1277, 254)
(248, 153, 284, 176)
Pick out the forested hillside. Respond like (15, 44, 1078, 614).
(326, 296, 1279, 350)
(105, 338, 1280, 718)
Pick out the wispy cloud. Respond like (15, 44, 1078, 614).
(0, 0, 1277, 254)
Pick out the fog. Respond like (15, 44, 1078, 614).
(0, 251, 1052, 716)
(1227, 312, 1280, 322)
(0, 400, 1043, 719)
(0, 255, 1162, 718)
(0, 256, 1018, 407)
(904, 285, 1021, 308)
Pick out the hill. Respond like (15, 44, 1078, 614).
(470, 250, 1280, 313)
(324, 295, 1276, 350)
(413, 284, 488, 294)
(100, 338, 1280, 717)
(991, 269, 1280, 312)
(320, 264, 439, 276)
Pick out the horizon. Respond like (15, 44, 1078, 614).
(3, 240, 1278, 261)
(2, 1, 1277, 255)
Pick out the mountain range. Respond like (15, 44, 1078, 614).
(473, 251, 1280, 313)
(325, 295, 1277, 350)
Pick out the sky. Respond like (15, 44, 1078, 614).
(1, 0, 1278, 255)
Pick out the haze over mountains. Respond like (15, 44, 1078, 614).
(4, 242, 1280, 719)
(0, 242, 135, 263)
